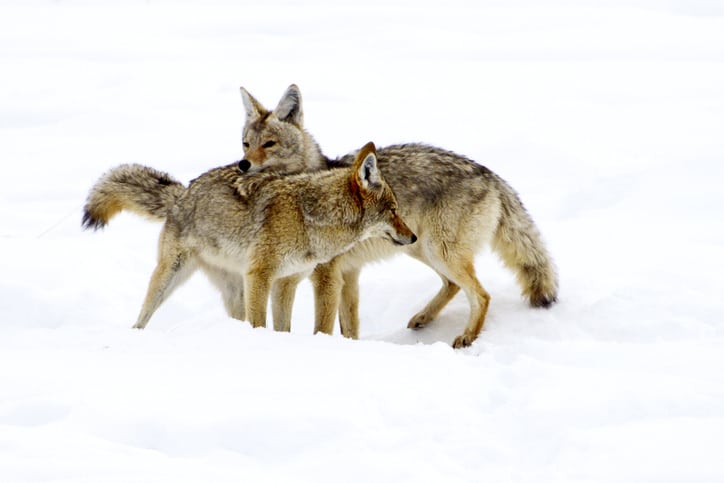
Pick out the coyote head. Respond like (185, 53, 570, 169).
(352, 142, 417, 247)
(239, 84, 326, 174)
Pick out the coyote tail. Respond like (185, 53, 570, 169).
(82, 164, 185, 230)
(492, 181, 559, 307)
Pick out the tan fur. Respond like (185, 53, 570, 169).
(82, 143, 416, 330)
(241, 85, 558, 348)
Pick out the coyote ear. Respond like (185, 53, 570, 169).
(353, 142, 382, 190)
(240, 87, 266, 120)
(273, 84, 303, 126)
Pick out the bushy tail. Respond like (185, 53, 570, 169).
(82, 164, 185, 230)
(492, 180, 558, 307)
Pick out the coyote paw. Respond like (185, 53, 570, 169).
(452, 332, 476, 349)
(531, 294, 557, 308)
(530, 289, 558, 308)
(407, 312, 433, 330)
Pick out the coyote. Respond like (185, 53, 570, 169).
(82, 142, 416, 330)
(239, 85, 558, 348)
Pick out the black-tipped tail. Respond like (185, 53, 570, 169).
(81, 209, 108, 231)
(82, 164, 185, 231)
(492, 179, 559, 307)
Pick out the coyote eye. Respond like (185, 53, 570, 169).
(243, 142, 250, 149)
(262, 141, 276, 148)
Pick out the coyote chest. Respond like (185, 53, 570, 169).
(193, 237, 322, 280)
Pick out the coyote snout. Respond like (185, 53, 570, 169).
(389, 231, 417, 246)
(238, 159, 252, 172)
(387, 215, 416, 246)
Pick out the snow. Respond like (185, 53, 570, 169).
(1, 1, 724, 481)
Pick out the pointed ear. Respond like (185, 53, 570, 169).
(353, 142, 382, 191)
(240, 86, 266, 120)
(272, 84, 303, 126)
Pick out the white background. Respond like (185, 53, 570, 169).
(1, 1, 723, 481)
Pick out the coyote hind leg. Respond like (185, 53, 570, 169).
(202, 265, 246, 321)
(407, 275, 461, 330)
(447, 260, 490, 348)
(417, 243, 490, 348)
(133, 232, 196, 329)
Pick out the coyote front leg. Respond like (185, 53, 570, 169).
(244, 265, 273, 329)
(310, 262, 343, 335)
(338, 268, 361, 339)
(271, 273, 306, 332)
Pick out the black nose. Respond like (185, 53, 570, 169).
(411, 234, 417, 244)
(238, 159, 251, 172)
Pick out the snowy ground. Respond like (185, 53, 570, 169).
(2, 1, 724, 481)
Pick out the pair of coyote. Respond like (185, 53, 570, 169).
(83, 85, 558, 348)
